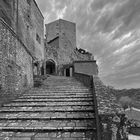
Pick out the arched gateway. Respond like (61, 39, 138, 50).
(45, 59, 56, 75)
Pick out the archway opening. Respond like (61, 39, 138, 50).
(46, 60, 56, 75)
(63, 66, 73, 77)
(66, 68, 70, 77)
(33, 62, 38, 76)
(41, 66, 44, 75)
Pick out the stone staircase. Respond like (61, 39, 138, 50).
(0, 75, 97, 140)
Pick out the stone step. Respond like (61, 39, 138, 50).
(32, 86, 89, 91)
(43, 84, 85, 86)
(0, 131, 96, 140)
(0, 126, 96, 134)
(0, 112, 95, 120)
(3, 104, 93, 108)
(43, 88, 89, 90)
(0, 106, 94, 113)
(29, 89, 90, 93)
(42, 84, 85, 87)
(0, 75, 97, 139)
(0, 120, 96, 130)
(42, 88, 90, 90)
(42, 83, 86, 85)
(14, 98, 93, 102)
(42, 85, 86, 87)
(27, 93, 91, 95)
(26, 91, 91, 94)
(23, 94, 92, 97)
(3, 101, 93, 107)
(19, 95, 93, 99)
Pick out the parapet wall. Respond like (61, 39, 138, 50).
(74, 61, 98, 76)
(0, 18, 33, 94)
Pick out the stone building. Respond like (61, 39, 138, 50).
(44, 19, 98, 76)
(0, 0, 98, 92)
(0, 0, 44, 60)
(0, 0, 44, 93)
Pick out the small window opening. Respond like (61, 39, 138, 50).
(36, 33, 41, 44)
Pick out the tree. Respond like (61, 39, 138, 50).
(119, 96, 132, 110)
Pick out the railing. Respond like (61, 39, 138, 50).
(74, 72, 101, 140)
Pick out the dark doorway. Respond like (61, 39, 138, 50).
(33, 63, 38, 76)
(41, 66, 44, 75)
(46, 60, 55, 75)
(66, 68, 70, 77)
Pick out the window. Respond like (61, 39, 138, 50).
(36, 33, 41, 44)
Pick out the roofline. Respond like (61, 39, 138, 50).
(45, 19, 59, 26)
(33, 0, 44, 19)
(47, 36, 59, 44)
(45, 19, 75, 26)
(74, 60, 96, 63)
(59, 19, 76, 25)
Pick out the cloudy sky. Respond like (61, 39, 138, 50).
(36, 0, 140, 89)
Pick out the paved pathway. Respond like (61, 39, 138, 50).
(0, 76, 97, 140)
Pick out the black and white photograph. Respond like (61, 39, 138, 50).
(0, 0, 140, 139)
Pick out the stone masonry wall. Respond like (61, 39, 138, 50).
(0, 18, 33, 94)
(0, 0, 44, 60)
(45, 19, 93, 71)
(17, 0, 44, 60)
(93, 76, 128, 140)
(0, 0, 15, 28)
(93, 76, 123, 114)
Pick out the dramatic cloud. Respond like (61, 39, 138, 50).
(36, 0, 140, 89)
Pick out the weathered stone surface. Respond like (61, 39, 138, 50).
(93, 76, 128, 140)
(0, 0, 44, 60)
(93, 76, 123, 115)
(44, 19, 94, 75)
(0, 18, 33, 95)
(0, 76, 96, 139)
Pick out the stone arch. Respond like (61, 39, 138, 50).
(45, 59, 56, 75)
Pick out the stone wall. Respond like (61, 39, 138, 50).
(45, 37, 59, 63)
(74, 61, 98, 76)
(46, 19, 76, 49)
(17, 0, 44, 60)
(93, 76, 123, 114)
(45, 20, 60, 43)
(0, 18, 33, 94)
(45, 19, 77, 65)
(99, 114, 128, 140)
(93, 76, 129, 140)
(45, 19, 94, 75)
(0, 0, 15, 28)
(74, 50, 93, 61)
(0, 0, 44, 60)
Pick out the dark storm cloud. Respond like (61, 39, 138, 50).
(35, 0, 140, 89)
(94, 0, 140, 39)
(90, 0, 117, 11)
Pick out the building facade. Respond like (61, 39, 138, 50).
(44, 19, 97, 76)
(0, 0, 44, 60)
(0, 1, 98, 95)
(0, 0, 44, 94)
